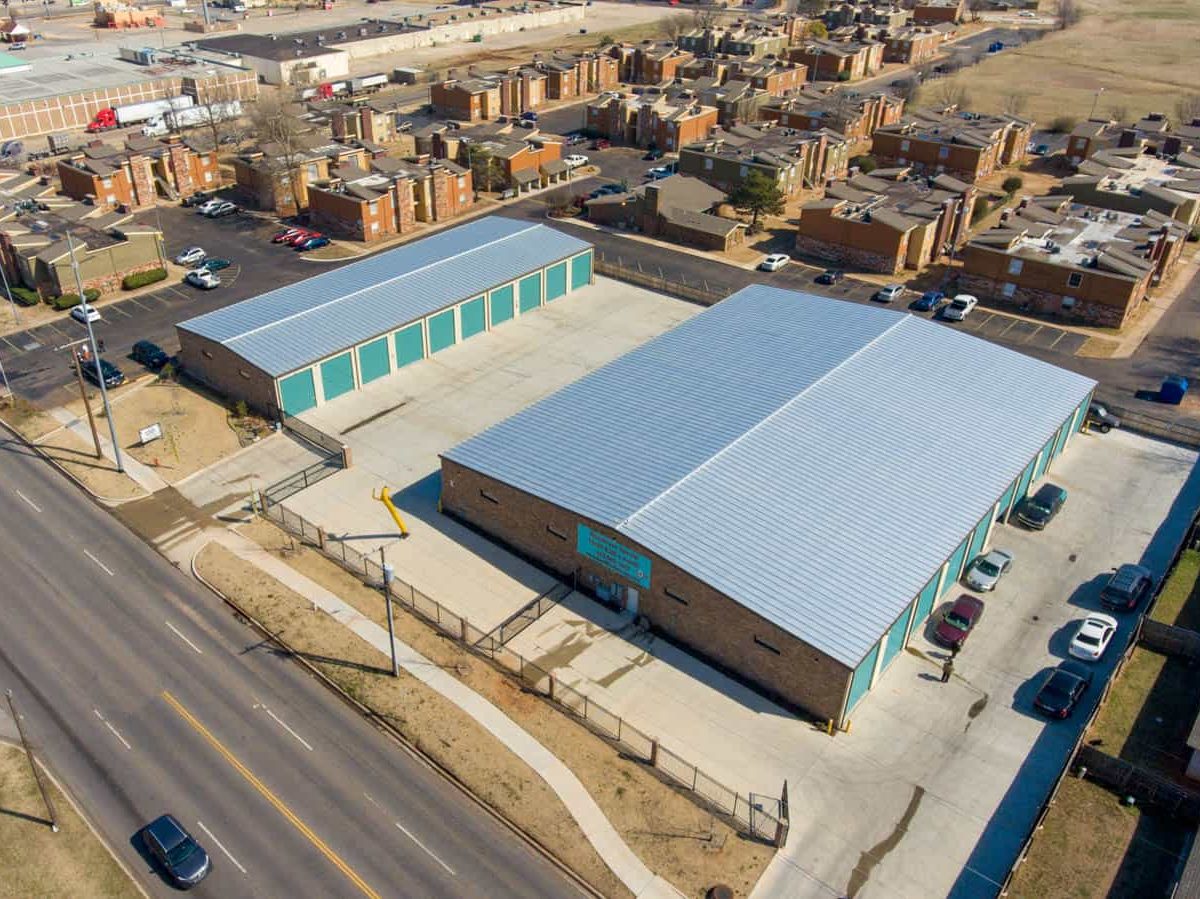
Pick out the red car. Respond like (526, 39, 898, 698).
(934, 594, 985, 650)
(287, 230, 320, 247)
(272, 228, 306, 244)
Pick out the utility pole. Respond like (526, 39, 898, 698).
(380, 548, 399, 678)
(0, 242, 21, 328)
(64, 231, 123, 473)
(5, 691, 58, 833)
(72, 351, 102, 458)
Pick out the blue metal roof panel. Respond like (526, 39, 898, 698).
(177, 217, 591, 376)
(446, 286, 1096, 667)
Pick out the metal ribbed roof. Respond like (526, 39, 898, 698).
(177, 217, 591, 377)
(444, 286, 1096, 667)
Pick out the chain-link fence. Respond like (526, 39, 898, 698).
(594, 257, 729, 307)
(257, 496, 788, 846)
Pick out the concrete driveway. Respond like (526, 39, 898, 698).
(502, 429, 1200, 899)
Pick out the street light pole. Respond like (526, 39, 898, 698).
(380, 548, 399, 678)
(0, 244, 21, 327)
(1089, 87, 1105, 120)
(64, 230, 124, 473)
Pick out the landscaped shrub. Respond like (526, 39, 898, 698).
(1002, 175, 1025, 195)
(836, 71, 851, 82)
(1047, 115, 1077, 134)
(122, 267, 167, 290)
(50, 287, 100, 310)
(851, 155, 877, 174)
(9, 286, 39, 307)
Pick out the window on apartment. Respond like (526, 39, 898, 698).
(665, 587, 688, 606)
(102, 178, 112, 188)
(480, 489, 500, 505)
(900, 139, 910, 152)
(368, 201, 378, 213)
(754, 636, 781, 655)
(238, 369, 251, 380)
(704, 157, 713, 170)
(1062, 295, 1077, 310)
(202, 350, 214, 360)
(547, 524, 568, 541)
(1067, 272, 1083, 288)
(204, 172, 213, 183)
(1001, 282, 1016, 298)
(739, 164, 748, 177)
(1007, 258, 1023, 276)
(938, 147, 950, 159)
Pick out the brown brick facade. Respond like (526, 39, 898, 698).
(177, 331, 280, 418)
(440, 459, 854, 723)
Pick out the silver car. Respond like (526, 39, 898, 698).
(964, 549, 1014, 592)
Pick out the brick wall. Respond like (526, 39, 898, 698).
(872, 131, 992, 181)
(441, 459, 854, 723)
(394, 178, 417, 233)
(957, 272, 1139, 328)
(167, 142, 195, 198)
(126, 154, 156, 209)
(177, 331, 279, 418)
(795, 232, 905, 273)
(57, 161, 107, 205)
(796, 205, 909, 272)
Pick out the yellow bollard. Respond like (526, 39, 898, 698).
(371, 485, 410, 538)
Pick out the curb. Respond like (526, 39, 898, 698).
(189, 542, 605, 899)
(0, 738, 152, 899)
(0, 415, 142, 507)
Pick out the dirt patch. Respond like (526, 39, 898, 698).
(1075, 336, 1121, 358)
(304, 243, 362, 261)
(0, 744, 141, 899)
(64, 377, 261, 484)
(1006, 774, 1190, 899)
(32, 427, 147, 501)
(195, 541, 632, 899)
(0, 396, 59, 442)
(234, 516, 776, 897)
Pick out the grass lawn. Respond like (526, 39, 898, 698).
(916, 0, 1200, 126)
(1007, 775, 1189, 899)
(0, 745, 140, 899)
(1150, 549, 1200, 630)
(1086, 647, 1198, 779)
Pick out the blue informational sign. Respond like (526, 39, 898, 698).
(576, 524, 652, 589)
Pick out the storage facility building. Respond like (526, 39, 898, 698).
(176, 217, 595, 417)
(441, 285, 1096, 726)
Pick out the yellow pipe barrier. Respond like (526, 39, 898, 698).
(372, 486, 409, 538)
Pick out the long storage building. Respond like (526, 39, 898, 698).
(441, 285, 1097, 726)
(177, 216, 595, 417)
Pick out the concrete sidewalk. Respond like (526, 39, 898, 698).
(47, 406, 167, 495)
(191, 526, 683, 899)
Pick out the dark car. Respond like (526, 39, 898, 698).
(643, 148, 664, 160)
(933, 594, 985, 649)
(1099, 563, 1154, 612)
(1016, 483, 1067, 530)
(1085, 400, 1120, 433)
(912, 289, 945, 312)
(81, 357, 125, 388)
(201, 258, 232, 272)
(143, 814, 211, 889)
(180, 191, 215, 208)
(296, 235, 331, 251)
(131, 340, 169, 369)
(1033, 660, 1093, 719)
(815, 269, 844, 285)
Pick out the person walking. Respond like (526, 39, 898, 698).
(941, 658, 954, 683)
(950, 643, 960, 660)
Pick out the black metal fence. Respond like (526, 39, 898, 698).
(280, 413, 348, 458)
(261, 455, 343, 507)
(1092, 394, 1200, 450)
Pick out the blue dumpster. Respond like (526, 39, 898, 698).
(1161, 376, 1189, 405)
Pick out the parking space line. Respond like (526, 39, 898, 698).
(995, 319, 1021, 337)
(108, 305, 133, 318)
(0, 335, 23, 353)
(1048, 331, 1067, 349)
(1022, 324, 1043, 343)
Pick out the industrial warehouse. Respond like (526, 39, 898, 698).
(441, 285, 1097, 726)
(176, 217, 595, 417)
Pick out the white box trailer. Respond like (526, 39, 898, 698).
(350, 73, 388, 94)
(115, 95, 194, 127)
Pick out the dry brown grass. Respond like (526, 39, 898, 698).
(33, 428, 147, 501)
(0, 744, 141, 899)
(917, 0, 1200, 125)
(231, 516, 777, 898)
(195, 541, 633, 899)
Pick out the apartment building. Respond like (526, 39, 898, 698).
(881, 27, 943, 65)
(679, 122, 849, 198)
(613, 42, 695, 85)
(586, 95, 719, 151)
(541, 53, 620, 101)
(430, 78, 502, 122)
(913, 0, 964, 24)
(232, 138, 368, 216)
(1055, 148, 1200, 227)
(871, 108, 1034, 180)
(762, 90, 905, 147)
(585, 174, 743, 251)
(795, 169, 976, 272)
(57, 136, 219, 210)
(786, 38, 884, 81)
(959, 196, 1188, 328)
(330, 101, 407, 145)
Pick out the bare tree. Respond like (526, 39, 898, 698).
(662, 14, 687, 43)
(787, 0, 827, 14)
(691, 6, 719, 31)
(1054, 0, 1082, 30)
(966, 0, 987, 23)
(187, 79, 247, 155)
(1002, 89, 1030, 116)
(894, 76, 921, 105)
(1106, 102, 1129, 126)
(933, 78, 971, 111)
(250, 94, 311, 217)
(1176, 95, 1200, 126)
(467, 144, 503, 194)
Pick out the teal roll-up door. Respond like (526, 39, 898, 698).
(997, 478, 1017, 521)
(519, 273, 542, 313)
(459, 296, 486, 340)
(428, 309, 456, 353)
(570, 251, 592, 290)
(545, 262, 567, 301)
(394, 323, 424, 368)
(1052, 419, 1071, 460)
(279, 369, 317, 416)
(845, 642, 880, 715)
(1032, 436, 1056, 480)
(912, 572, 940, 629)
(490, 284, 514, 326)
(320, 352, 354, 402)
(943, 536, 971, 593)
(880, 602, 914, 671)
(357, 337, 390, 385)
(1013, 459, 1037, 509)
(966, 510, 991, 565)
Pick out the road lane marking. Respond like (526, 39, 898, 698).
(166, 622, 203, 655)
(14, 490, 41, 513)
(196, 820, 247, 875)
(363, 793, 455, 877)
(253, 699, 313, 751)
(161, 691, 380, 899)
(93, 709, 131, 750)
(83, 550, 114, 576)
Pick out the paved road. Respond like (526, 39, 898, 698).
(0, 440, 582, 899)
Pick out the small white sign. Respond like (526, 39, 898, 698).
(139, 422, 163, 445)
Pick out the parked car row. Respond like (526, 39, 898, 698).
(270, 227, 330, 251)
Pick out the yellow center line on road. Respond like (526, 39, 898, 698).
(161, 691, 381, 899)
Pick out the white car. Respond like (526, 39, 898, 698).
(1069, 613, 1119, 661)
(185, 269, 220, 290)
(195, 199, 223, 215)
(943, 293, 978, 321)
(964, 549, 1014, 592)
(564, 154, 590, 169)
(759, 253, 790, 272)
(1019, 10, 1036, 16)
(175, 246, 207, 266)
(874, 285, 905, 303)
(70, 303, 101, 324)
